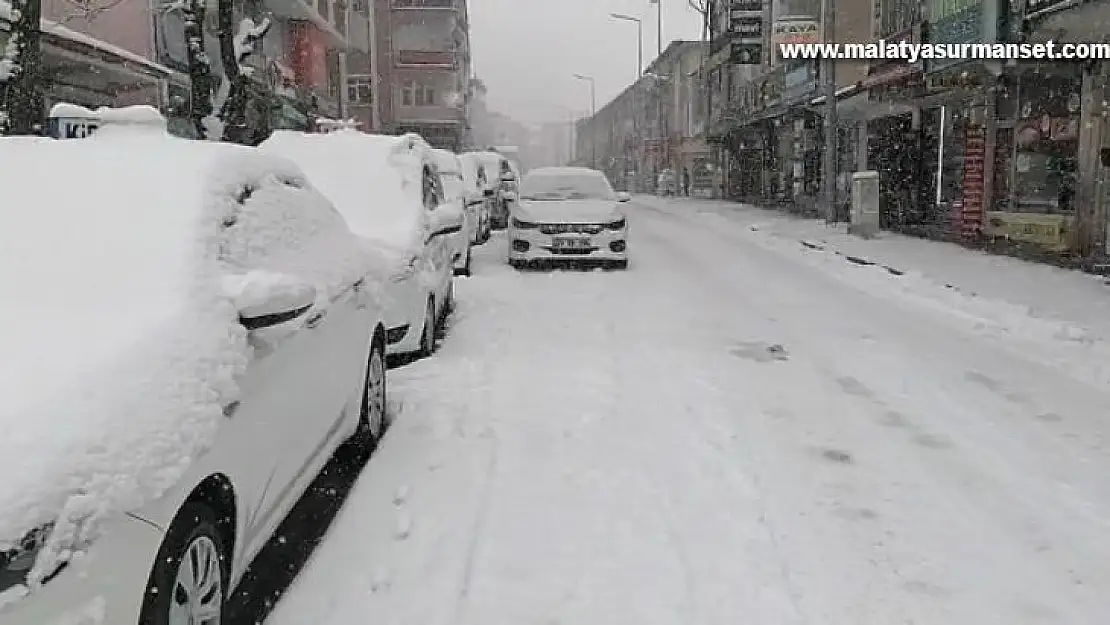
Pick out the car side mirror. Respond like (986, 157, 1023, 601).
(227, 273, 317, 330)
(616, 192, 631, 202)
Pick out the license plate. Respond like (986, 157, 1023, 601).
(553, 237, 589, 249)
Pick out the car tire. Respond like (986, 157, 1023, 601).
(139, 502, 230, 625)
(418, 298, 436, 358)
(455, 246, 472, 276)
(344, 334, 387, 453)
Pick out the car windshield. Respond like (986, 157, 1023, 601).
(520, 172, 614, 201)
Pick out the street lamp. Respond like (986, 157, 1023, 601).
(573, 73, 597, 168)
(609, 12, 643, 78)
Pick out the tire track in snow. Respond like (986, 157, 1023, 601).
(604, 226, 810, 623)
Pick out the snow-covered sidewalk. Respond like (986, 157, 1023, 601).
(635, 195, 1110, 340)
(265, 202, 1110, 625)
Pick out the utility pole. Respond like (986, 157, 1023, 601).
(821, 0, 837, 223)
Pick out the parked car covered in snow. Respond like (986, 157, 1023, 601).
(261, 130, 464, 358)
(458, 151, 494, 245)
(466, 150, 516, 230)
(431, 148, 478, 276)
(0, 107, 390, 625)
(509, 166, 631, 270)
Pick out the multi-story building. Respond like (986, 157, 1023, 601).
(151, 0, 359, 139)
(374, 0, 471, 150)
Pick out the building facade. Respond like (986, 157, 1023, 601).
(574, 40, 713, 194)
(374, 0, 471, 151)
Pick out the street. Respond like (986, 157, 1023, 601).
(263, 197, 1110, 625)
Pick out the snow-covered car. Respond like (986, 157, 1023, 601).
(458, 151, 494, 245)
(466, 150, 515, 229)
(261, 130, 463, 358)
(508, 166, 631, 270)
(431, 148, 477, 276)
(0, 107, 390, 625)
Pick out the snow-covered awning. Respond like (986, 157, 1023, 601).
(41, 19, 174, 78)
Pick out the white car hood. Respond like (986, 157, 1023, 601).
(515, 199, 623, 224)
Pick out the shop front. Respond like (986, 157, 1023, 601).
(1, 19, 176, 127)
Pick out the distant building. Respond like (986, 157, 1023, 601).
(374, 0, 471, 151)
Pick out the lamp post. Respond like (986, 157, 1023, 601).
(610, 12, 644, 192)
(610, 12, 644, 79)
(573, 73, 596, 168)
(821, 0, 837, 223)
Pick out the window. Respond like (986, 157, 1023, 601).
(317, 0, 330, 21)
(348, 75, 373, 106)
(353, 0, 368, 14)
(399, 82, 438, 107)
(417, 86, 437, 107)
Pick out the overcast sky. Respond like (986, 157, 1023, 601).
(469, 0, 704, 125)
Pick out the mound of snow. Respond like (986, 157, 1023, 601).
(260, 130, 431, 263)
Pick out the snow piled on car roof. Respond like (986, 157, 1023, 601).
(0, 108, 379, 574)
(261, 130, 432, 261)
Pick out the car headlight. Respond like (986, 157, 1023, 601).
(607, 218, 626, 230)
(511, 217, 537, 229)
(391, 255, 420, 283)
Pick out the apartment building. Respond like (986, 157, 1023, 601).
(374, 0, 471, 150)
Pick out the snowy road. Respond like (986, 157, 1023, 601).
(265, 197, 1110, 625)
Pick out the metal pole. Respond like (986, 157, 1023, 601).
(638, 20, 644, 77)
(821, 0, 838, 224)
(657, 0, 663, 57)
(590, 79, 597, 169)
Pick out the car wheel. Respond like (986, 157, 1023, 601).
(140, 502, 229, 625)
(345, 335, 387, 452)
(418, 298, 436, 357)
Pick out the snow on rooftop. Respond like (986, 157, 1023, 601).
(41, 19, 174, 78)
(48, 102, 98, 119)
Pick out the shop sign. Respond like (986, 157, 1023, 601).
(984, 211, 1073, 250)
(1024, 0, 1069, 18)
(924, 63, 991, 92)
(48, 116, 99, 139)
(959, 125, 987, 238)
(771, 17, 819, 45)
(729, 0, 764, 66)
(924, 0, 982, 73)
(865, 26, 921, 87)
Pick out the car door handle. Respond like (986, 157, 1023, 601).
(306, 310, 327, 329)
